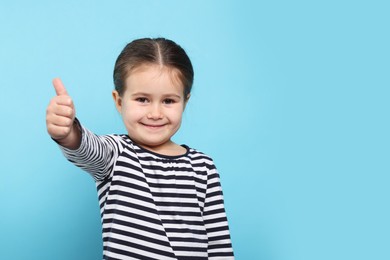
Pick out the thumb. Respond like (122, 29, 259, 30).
(52, 78, 69, 96)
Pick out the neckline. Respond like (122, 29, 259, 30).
(126, 136, 190, 159)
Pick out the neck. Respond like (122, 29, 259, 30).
(138, 141, 186, 156)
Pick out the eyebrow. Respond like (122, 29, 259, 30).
(131, 92, 151, 97)
(131, 92, 182, 99)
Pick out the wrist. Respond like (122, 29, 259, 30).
(54, 119, 82, 150)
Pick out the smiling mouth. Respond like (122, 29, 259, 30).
(141, 123, 165, 129)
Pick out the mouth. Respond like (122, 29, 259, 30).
(141, 123, 166, 129)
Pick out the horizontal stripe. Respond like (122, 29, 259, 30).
(59, 123, 234, 259)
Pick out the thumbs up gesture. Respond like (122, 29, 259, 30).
(46, 78, 80, 149)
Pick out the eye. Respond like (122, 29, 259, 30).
(135, 97, 149, 103)
(163, 98, 176, 105)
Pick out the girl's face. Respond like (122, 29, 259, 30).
(112, 64, 189, 154)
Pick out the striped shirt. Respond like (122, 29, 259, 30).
(59, 123, 234, 260)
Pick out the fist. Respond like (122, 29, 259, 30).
(46, 78, 76, 141)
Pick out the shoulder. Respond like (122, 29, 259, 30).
(186, 146, 216, 169)
(186, 145, 212, 160)
(110, 133, 132, 145)
(104, 133, 135, 151)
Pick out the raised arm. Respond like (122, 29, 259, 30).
(46, 78, 81, 150)
(46, 78, 121, 181)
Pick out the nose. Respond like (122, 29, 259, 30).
(147, 103, 163, 119)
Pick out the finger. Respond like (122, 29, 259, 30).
(47, 124, 72, 140)
(53, 78, 68, 96)
(48, 115, 74, 127)
(52, 104, 74, 118)
(52, 95, 74, 107)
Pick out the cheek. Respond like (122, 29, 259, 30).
(122, 104, 143, 121)
(168, 110, 184, 123)
(129, 110, 143, 121)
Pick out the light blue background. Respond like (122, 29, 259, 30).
(1, 1, 389, 259)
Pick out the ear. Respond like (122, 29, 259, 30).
(112, 90, 122, 114)
(183, 93, 191, 110)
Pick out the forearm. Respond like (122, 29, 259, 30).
(58, 120, 121, 181)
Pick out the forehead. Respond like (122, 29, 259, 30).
(124, 64, 184, 95)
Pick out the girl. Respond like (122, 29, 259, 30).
(46, 38, 234, 260)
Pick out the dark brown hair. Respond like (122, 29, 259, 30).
(113, 38, 194, 98)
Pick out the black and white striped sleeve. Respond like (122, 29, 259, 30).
(203, 162, 235, 259)
(58, 120, 122, 181)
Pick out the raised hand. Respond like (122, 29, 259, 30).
(46, 78, 80, 149)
